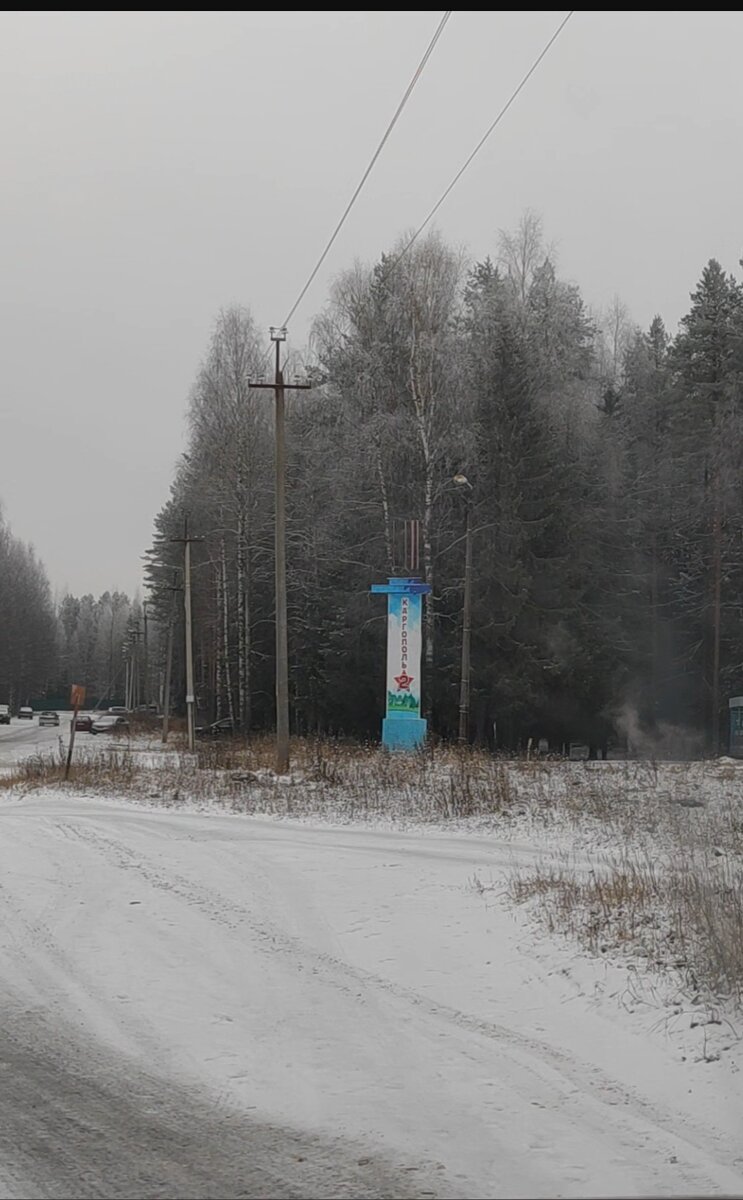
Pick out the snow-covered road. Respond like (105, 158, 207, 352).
(0, 717, 67, 771)
(0, 795, 741, 1199)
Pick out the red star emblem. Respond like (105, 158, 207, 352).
(394, 672, 414, 691)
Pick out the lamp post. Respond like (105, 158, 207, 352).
(453, 474, 473, 744)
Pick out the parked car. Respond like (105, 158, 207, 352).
(18, 706, 34, 719)
(196, 717, 240, 738)
(92, 714, 129, 735)
(74, 713, 96, 732)
(39, 711, 60, 727)
(0, 704, 10, 725)
(107, 706, 128, 716)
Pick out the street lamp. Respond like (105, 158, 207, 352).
(453, 474, 474, 743)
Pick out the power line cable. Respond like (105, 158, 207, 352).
(280, 9, 453, 331)
(391, 10, 575, 267)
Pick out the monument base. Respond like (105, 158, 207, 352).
(382, 717, 427, 752)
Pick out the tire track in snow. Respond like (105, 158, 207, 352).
(57, 813, 743, 1198)
(0, 1003, 434, 1200)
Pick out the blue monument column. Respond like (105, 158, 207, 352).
(370, 577, 432, 750)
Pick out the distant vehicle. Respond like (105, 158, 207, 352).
(18, 707, 34, 720)
(74, 713, 95, 732)
(107, 706, 128, 715)
(39, 711, 60, 727)
(0, 704, 10, 725)
(92, 714, 129, 734)
(196, 717, 240, 738)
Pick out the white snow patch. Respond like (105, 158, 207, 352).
(0, 792, 741, 1198)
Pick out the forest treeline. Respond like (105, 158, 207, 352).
(145, 215, 743, 753)
(6, 214, 741, 751)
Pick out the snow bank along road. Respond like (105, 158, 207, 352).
(0, 796, 742, 1199)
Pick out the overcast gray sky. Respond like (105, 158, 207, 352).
(2, 10, 742, 598)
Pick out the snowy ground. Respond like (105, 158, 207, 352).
(0, 791, 742, 1199)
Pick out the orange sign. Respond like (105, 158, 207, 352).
(70, 684, 86, 708)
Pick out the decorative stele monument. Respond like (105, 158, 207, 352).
(370, 575, 432, 751)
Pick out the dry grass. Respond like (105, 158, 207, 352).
(1, 744, 141, 789)
(509, 850, 743, 1005)
(3, 734, 742, 1005)
(170, 734, 519, 819)
(498, 759, 743, 1004)
(0, 734, 521, 825)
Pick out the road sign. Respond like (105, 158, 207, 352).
(70, 684, 86, 708)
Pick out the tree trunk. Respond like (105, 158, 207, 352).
(109, 612, 115, 700)
(375, 441, 394, 572)
(220, 537, 236, 728)
(650, 529, 659, 724)
(421, 439, 435, 721)
(236, 507, 249, 729)
(243, 544, 252, 733)
(710, 491, 722, 754)
(409, 348, 436, 721)
(214, 562, 223, 719)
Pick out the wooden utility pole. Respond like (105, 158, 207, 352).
(170, 518, 201, 753)
(183, 525, 196, 752)
(132, 633, 139, 710)
(711, 498, 722, 754)
(161, 572, 180, 745)
(453, 474, 474, 744)
(125, 633, 136, 711)
(128, 628, 143, 711)
(250, 328, 311, 774)
(458, 501, 473, 743)
(143, 600, 149, 709)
